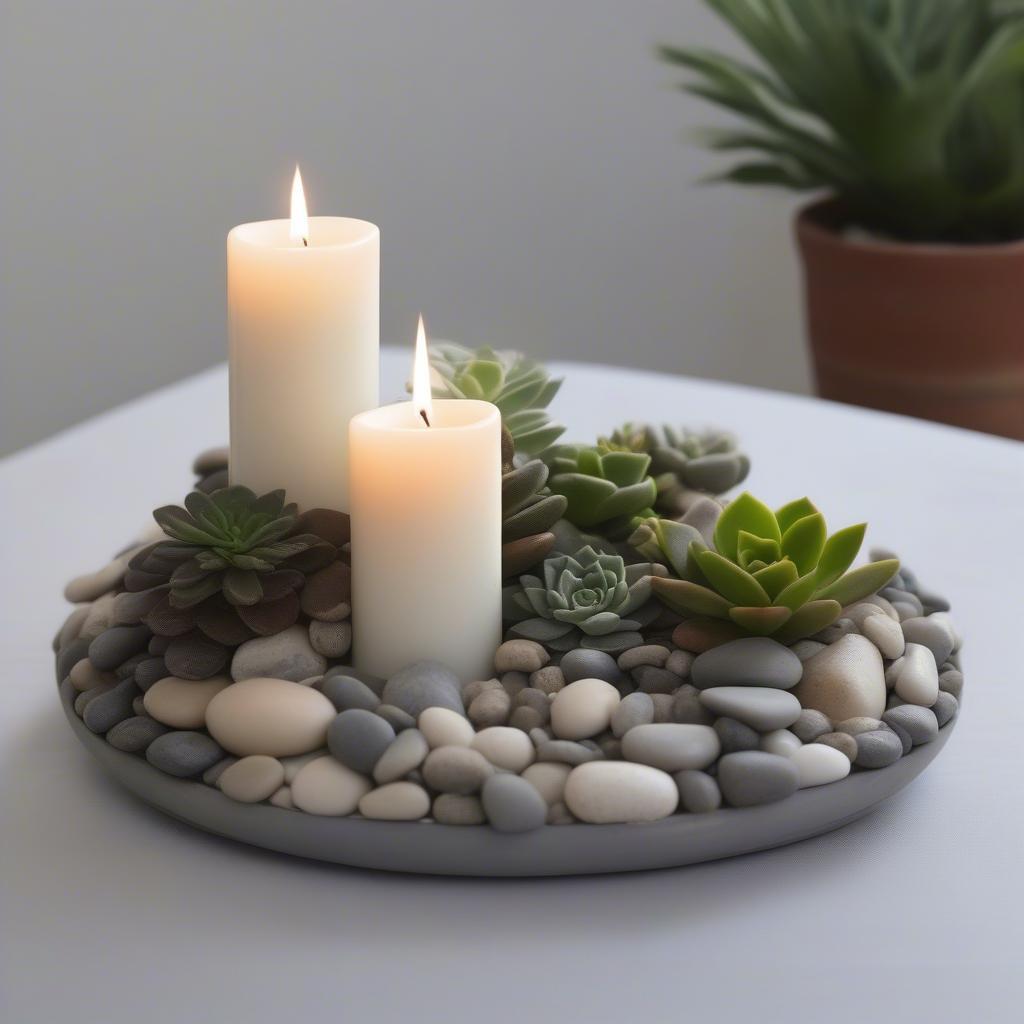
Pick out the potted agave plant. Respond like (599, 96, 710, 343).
(661, 0, 1024, 440)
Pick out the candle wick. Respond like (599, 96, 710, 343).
(302, 237, 309, 248)
(419, 409, 431, 428)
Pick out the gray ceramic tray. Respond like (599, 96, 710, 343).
(60, 684, 954, 877)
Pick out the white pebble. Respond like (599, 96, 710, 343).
(894, 643, 939, 706)
(217, 755, 285, 803)
(759, 729, 802, 757)
(291, 756, 372, 816)
(358, 782, 431, 821)
(521, 762, 571, 806)
(791, 743, 851, 787)
(471, 727, 535, 773)
(550, 678, 620, 740)
(862, 613, 905, 660)
(564, 762, 678, 824)
(844, 602, 885, 629)
(419, 706, 475, 748)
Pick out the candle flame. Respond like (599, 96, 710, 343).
(413, 315, 433, 428)
(290, 165, 309, 246)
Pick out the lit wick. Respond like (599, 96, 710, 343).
(290, 165, 310, 248)
(412, 314, 434, 429)
(419, 409, 431, 427)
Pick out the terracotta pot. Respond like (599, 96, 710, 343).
(795, 196, 1024, 440)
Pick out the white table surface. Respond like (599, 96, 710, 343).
(3, 349, 1022, 1023)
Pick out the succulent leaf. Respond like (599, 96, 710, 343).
(694, 546, 771, 607)
(816, 523, 868, 588)
(713, 492, 781, 561)
(781, 513, 827, 575)
(816, 558, 900, 606)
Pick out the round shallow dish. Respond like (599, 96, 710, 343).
(60, 684, 956, 877)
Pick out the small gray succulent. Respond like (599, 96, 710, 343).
(503, 545, 666, 654)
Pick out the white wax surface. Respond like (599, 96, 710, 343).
(349, 399, 502, 682)
(227, 216, 379, 511)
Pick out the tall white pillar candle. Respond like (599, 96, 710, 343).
(349, 324, 502, 681)
(227, 172, 379, 511)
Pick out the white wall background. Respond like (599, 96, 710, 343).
(0, 0, 810, 456)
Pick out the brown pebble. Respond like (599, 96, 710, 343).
(509, 706, 545, 732)
(530, 666, 565, 695)
(815, 732, 858, 761)
(671, 617, 744, 653)
(299, 560, 352, 621)
(650, 693, 675, 723)
(468, 688, 512, 728)
(462, 678, 502, 705)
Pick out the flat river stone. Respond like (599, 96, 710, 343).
(691, 637, 802, 689)
(699, 686, 801, 731)
(564, 761, 678, 823)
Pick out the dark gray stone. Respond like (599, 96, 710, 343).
(376, 704, 416, 732)
(327, 709, 395, 774)
(146, 731, 225, 778)
(56, 636, 91, 683)
(938, 668, 963, 700)
(882, 717, 912, 755)
(611, 692, 655, 738)
(692, 637, 803, 690)
(83, 677, 138, 733)
(324, 664, 386, 697)
(713, 716, 759, 754)
(932, 691, 958, 728)
(854, 730, 904, 769)
(500, 671, 530, 698)
(559, 648, 623, 686)
(106, 715, 169, 753)
(320, 675, 381, 712)
(699, 686, 801, 731)
(717, 751, 799, 807)
(632, 664, 680, 694)
(88, 625, 151, 671)
(675, 769, 722, 813)
(792, 708, 832, 743)
(382, 661, 464, 718)
(481, 773, 547, 833)
(422, 746, 494, 794)
(74, 682, 114, 718)
(134, 657, 168, 691)
(536, 739, 604, 766)
(883, 705, 939, 747)
(671, 683, 715, 725)
(115, 652, 149, 680)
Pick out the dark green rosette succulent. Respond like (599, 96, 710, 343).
(504, 545, 667, 654)
(429, 342, 566, 456)
(635, 492, 899, 644)
(501, 459, 568, 579)
(602, 423, 750, 512)
(544, 445, 658, 541)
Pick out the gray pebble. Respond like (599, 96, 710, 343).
(530, 666, 565, 695)
(650, 693, 675, 723)
(812, 618, 857, 644)
(672, 684, 715, 725)
(481, 774, 547, 832)
(501, 671, 530, 699)
(714, 716, 759, 754)
(132, 695, 147, 716)
(373, 728, 429, 784)
(675, 769, 722, 813)
(854, 730, 904, 769)
(106, 715, 168, 753)
(327, 709, 395, 774)
(932, 691, 958, 728)
(611, 692, 655, 738)
(633, 664, 681, 694)
(665, 649, 694, 679)
(529, 728, 552, 747)
(88, 625, 151, 672)
(815, 732, 857, 761)
(699, 686, 802, 731)
(115, 653, 149, 681)
(375, 704, 416, 732)
(598, 735, 622, 759)
(882, 717, 912, 754)
(718, 751, 799, 807)
(146, 731, 225, 778)
(83, 677, 138, 733)
(792, 709, 832, 743)
(559, 648, 623, 686)
(462, 678, 502, 704)
(422, 746, 494, 794)
(57, 636, 92, 684)
(536, 739, 604, 766)
(790, 640, 826, 662)
(201, 756, 238, 786)
(882, 588, 924, 616)
(468, 687, 512, 728)
(938, 668, 963, 700)
(493, 639, 549, 674)
(514, 687, 550, 713)
(692, 637, 803, 690)
(323, 665, 386, 697)
(320, 675, 381, 712)
(432, 793, 486, 825)
(134, 657, 169, 691)
(618, 645, 671, 671)
(836, 716, 882, 736)
(382, 660, 464, 718)
(917, 589, 951, 613)
(901, 616, 955, 668)
(509, 706, 545, 732)
(75, 682, 113, 717)
(883, 705, 939, 746)
(547, 802, 576, 825)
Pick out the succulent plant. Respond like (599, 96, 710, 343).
(634, 492, 899, 644)
(504, 546, 667, 654)
(501, 460, 568, 579)
(429, 342, 566, 455)
(544, 445, 658, 541)
(124, 486, 343, 642)
(660, 0, 1024, 243)
(601, 424, 750, 511)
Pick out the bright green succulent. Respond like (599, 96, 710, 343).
(634, 492, 899, 643)
(501, 459, 569, 579)
(601, 423, 750, 510)
(660, 0, 1024, 242)
(153, 487, 330, 608)
(429, 342, 565, 455)
(504, 546, 667, 653)
(545, 445, 658, 541)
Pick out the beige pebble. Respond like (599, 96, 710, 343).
(291, 756, 371, 816)
(494, 639, 549, 674)
(64, 558, 128, 604)
(522, 762, 572, 806)
(144, 675, 232, 729)
(68, 658, 115, 693)
(419, 707, 475, 748)
(217, 755, 285, 803)
(550, 678, 620, 740)
(471, 727, 535, 772)
(80, 592, 118, 639)
(270, 786, 294, 809)
(358, 781, 431, 820)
